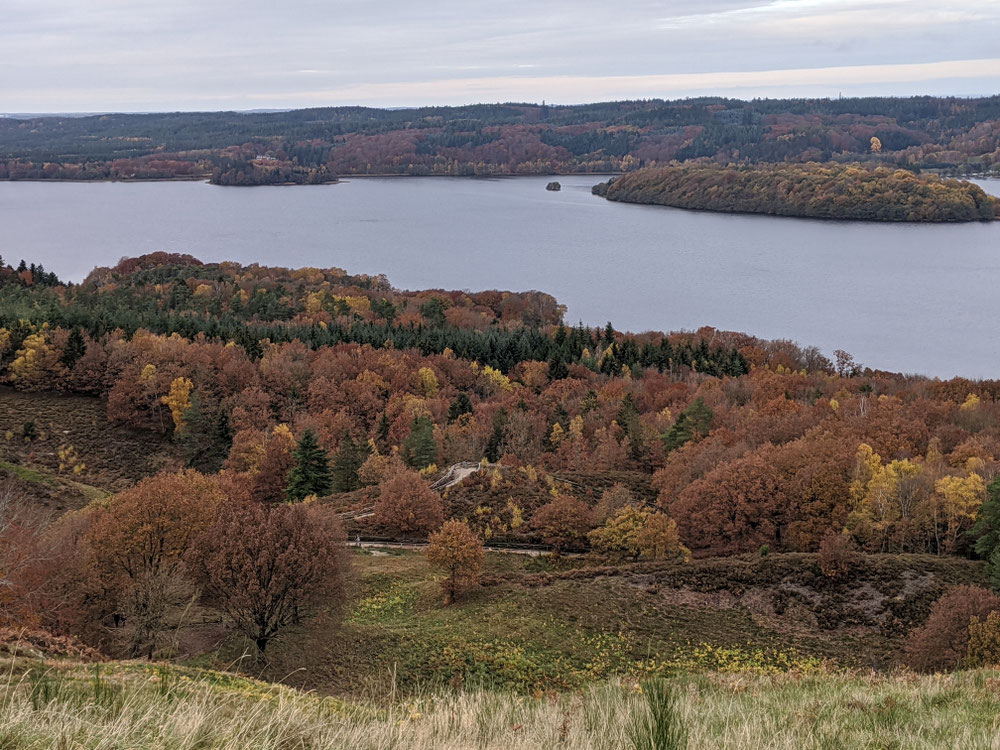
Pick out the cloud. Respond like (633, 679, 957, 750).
(1, 0, 998, 111)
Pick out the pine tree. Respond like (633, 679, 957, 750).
(60, 327, 87, 369)
(286, 429, 333, 501)
(331, 431, 367, 492)
(485, 409, 507, 463)
(662, 397, 713, 454)
(402, 415, 437, 470)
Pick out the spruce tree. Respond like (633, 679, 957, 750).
(548, 353, 569, 381)
(60, 327, 87, 369)
(286, 429, 333, 501)
(331, 431, 367, 492)
(485, 409, 507, 463)
(402, 415, 437, 470)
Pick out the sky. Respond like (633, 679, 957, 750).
(2, 0, 1000, 112)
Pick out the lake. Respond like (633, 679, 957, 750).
(1, 175, 998, 379)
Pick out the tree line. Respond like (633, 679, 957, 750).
(593, 163, 999, 222)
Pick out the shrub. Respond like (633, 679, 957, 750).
(965, 611, 1000, 668)
(905, 585, 1000, 672)
(818, 531, 861, 579)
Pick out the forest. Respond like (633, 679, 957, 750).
(593, 163, 999, 222)
(2, 251, 1000, 687)
(3, 95, 1000, 182)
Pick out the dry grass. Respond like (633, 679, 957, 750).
(4, 658, 1000, 749)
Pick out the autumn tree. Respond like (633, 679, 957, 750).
(905, 585, 1000, 672)
(818, 531, 861, 579)
(532, 494, 592, 554)
(589, 505, 688, 562)
(286, 428, 333, 501)
(636, 512, 690, 562)
(188, 499, 349, 655)
(161, 376, 193, 433)
(0, 480, 49, 626)
(374, 469, 444, 535)
(426, 520, 485, 604)
(592, 483, 635, 524)
(87, 470, 224, 657)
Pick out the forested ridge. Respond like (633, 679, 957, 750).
(593, 163, 999, 221)
(3, 250, 1000, 686)
(3, 94, 1000, 182)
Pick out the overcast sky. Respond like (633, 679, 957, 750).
(3, 0, 1000, 112)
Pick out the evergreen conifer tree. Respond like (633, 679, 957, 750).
(376, 411, 391, 452)
(60, 327, 87, 369)
(286, 429, 333, 501)
(331, 431, 367, 492)
(548, 353, 569, 381)
(402, 415, 437, 469)
(662, 398, 714, 454)
(485, 409, 507, 463)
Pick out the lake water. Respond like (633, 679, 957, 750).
(1, 175, 998, 379)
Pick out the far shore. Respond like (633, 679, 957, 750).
(0, 172, 623, 186)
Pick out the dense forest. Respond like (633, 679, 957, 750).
(3, 95, 1000, 182)
(1, 252, 998, 559)
(2, 250, 1000, 685)
(593, 163, 999, 222)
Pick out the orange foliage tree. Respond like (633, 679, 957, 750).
(374, 469, 444, 535)
(426, 520, 485, 604)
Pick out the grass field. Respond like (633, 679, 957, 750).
(5, 654, 1000, 749)
(198, 548, 985, 698)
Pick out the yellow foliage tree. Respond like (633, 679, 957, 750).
(8, 330, 64, 389)
(417, 366, 439, 397)
(933, 473, 986, 552)
(961, 393, 982, 411)
(161, 377, 194, 433)
(870, 136, 882, 153)
(848, 443, 924, 551)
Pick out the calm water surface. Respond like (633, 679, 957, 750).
(1, 175, 998, 379)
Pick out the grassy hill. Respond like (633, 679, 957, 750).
(5, 642, 1000, 749)
(183, 548, 985, 698)
(0, 388, 177, 510)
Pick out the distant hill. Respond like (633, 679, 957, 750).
(2, 95, 1000, 182)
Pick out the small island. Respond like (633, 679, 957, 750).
(546, 181, 561, 191)
(593, 163, 998, 222)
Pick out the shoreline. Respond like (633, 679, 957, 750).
(0, 172, 623, 186)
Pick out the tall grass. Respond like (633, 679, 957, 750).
(3, 661, 1000, 749)
(628, 679, 686, 750)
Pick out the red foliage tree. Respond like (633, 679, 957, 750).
(532, 494, 593, 554)
(188, 499, 349, 654)
(374, 469, 444, 535)
(905, 585, 1000, 672)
